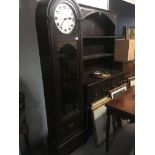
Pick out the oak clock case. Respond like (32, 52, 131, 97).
(35, 0, 85, 155)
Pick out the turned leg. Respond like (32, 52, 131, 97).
(112, 115, 116, 132)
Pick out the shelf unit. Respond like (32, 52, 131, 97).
(80, 6, 123, 140)
(81, 12, 116, 72)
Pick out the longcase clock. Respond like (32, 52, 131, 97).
(35, 0, 85, 155)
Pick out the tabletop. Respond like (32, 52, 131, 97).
(105, 86, 135, 116)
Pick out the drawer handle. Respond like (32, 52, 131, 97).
(68, 123, 75, 128)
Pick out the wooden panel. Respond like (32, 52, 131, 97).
(82, 12, 115, 36)
(48, 130, 85, 155)
(61, 113, 82, 141)
(83, 38, 115, 56)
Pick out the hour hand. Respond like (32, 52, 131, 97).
(64, 17, 74, 20)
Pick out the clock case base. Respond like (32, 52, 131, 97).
(48, 130, 85, 155)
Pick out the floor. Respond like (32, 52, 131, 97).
(24, 124, 135, 155)
(71, 124, 135, 155)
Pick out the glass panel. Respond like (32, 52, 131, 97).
(58, 44, 78, 115)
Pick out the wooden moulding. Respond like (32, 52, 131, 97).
(91, 96, 111, 110)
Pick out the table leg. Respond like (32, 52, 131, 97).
(106, 111, 110, 152)
(112, 115, 116, 132)
(116, 116, 122, 128)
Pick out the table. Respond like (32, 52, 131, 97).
(105, 86, 135, 152)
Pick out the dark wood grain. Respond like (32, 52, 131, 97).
(106, 86, 135, 116)
(114, 61, 135, 79)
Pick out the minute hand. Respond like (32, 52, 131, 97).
(60, 17, 74, 27)
(60, 19, 65, 27)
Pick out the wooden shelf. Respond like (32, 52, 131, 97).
(83, 53, 114, 60)
(83, 36, 115, 39)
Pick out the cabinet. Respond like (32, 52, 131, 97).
(35, 0, 85, 155)
(79, 5, 125, 138)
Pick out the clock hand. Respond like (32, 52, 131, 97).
(60, 18, 71, 27)
(60, 18, 69, 26)
(60, 19, 65, 27)
(59, 17, 74, 30)
(64, 17, 74, 20)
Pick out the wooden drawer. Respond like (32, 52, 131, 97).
(88, 82, 107, 103)
(61, 113, 82, 141)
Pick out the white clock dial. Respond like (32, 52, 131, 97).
(54, 4, 76, 34)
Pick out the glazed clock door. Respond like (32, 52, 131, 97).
(55, 41, 80, 116)
(47, 0, 82, 118)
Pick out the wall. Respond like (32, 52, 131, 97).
(76, 0, 109, 10)
(109, 0, 135, 38)
(19, 0, 47, 151)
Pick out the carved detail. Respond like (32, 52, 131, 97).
(104, 11, 116, 25)
(80, 6, 116, 25)
(81, 8, 94, 18)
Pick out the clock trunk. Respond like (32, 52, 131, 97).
(36, 0, 85, 155)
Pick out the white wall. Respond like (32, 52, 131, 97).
(76, 0, 109, 10)
(19, 0, 47, 150)
(122, 0, 135, 5)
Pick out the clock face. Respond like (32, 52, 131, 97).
(54, 4, 76, 34)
